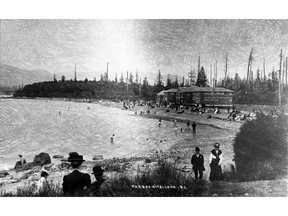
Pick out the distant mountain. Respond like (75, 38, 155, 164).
(0, 64, 53, 87)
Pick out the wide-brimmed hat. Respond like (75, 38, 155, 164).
(18, 154, 22, 157)
(68, 152, 85, 162)
(195, 147, 200, 152)
(92, 166, 104, 175)
(213, 142, 220, 148)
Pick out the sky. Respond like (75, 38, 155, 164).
(1, 19, 288, 84)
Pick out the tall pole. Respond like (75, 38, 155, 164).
(279, 50, 283, 108)
(74, 63, 77, 81)
(263, 57, 266, 80)
(224, 53, 228, 86)
(215, 60, 218, 87)
(282, 58, 285, 88)
(286, 56, 288, 87)
(210, 64, 212, 87)
(139, 77, 141, 94)
(198, 55, 201, 74)
(106, 62, 109, 81)
(126, 71, 129, 92)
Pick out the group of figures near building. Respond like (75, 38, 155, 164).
(191, 142, 224, 181)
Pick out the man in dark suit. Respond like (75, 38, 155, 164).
(191, 147, 205, 180)
(62, 152, 91, 196)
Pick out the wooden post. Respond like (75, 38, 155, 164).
(263, 57, 266, 80)
(224, 53, 228, 86)
(215, 60, 218, 87)
(286, 56, 288, 87)
(198, 55, 201, 74)
(106, 62, 109, 81)
(210, 64, 212, 87)
(126, 71, 129, 92)
(279, 50, 283, 108)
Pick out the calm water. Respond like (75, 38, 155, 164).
(0, 99, 181, 170)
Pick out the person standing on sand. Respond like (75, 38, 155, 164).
(191, 147, 205, 180)
(62, 152, 91, 196)
(209, 142, 223, 181)
(158, 118, 162, 127)
(192, 121, 196, 135)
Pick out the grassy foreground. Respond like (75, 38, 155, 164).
(1, 160, 286, 197)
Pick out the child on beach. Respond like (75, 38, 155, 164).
(158, 119, 162, 127)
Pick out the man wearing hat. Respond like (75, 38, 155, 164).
(62, 152, 91, 196)
(191, 147, 205, 180)
(209, 142, 223, 181)
(89, 165, 113, 196)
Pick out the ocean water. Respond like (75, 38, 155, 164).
(0, 99, 181, 170)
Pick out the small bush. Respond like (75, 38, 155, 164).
(233, 113, 288, 181)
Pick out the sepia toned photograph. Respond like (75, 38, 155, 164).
(0, 5, 287, 201)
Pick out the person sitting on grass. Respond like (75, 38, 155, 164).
(36, 166, 49, 192)
(14, 154, 27, 169)
(62, 152, 91, 196)
(89, 165, 114, 196)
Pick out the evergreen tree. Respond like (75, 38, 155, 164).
(84, 77, 88, 84)
(156, 70, 163, 87)
(195, 66, 208, 87)
(172, 75, 179, 88)
(100, 74, 104, 82)
(166, 74, 172, 89)
(115, 73, 118, 83)
(141, 77, 150, 98)
(135, 72, 139, 84)
(61, 75, 66, 82)
(53, 74, 57, 82)
(120, 73, 124, 83)
(129, 72, 134, 84)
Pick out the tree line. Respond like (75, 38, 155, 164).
(13, 66, 287, 105)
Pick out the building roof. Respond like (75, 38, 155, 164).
(165, 86, 234, 93)
(157, 90, 166, 95)
(177, 86, 201, 92)
(165, 88, 178, 93)
(194, 87, 234, 93)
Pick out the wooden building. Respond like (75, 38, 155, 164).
(162, 86, 234, 108)
(156, 90, 166, 105)
(163, 88, 177, 105)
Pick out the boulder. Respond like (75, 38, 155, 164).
(93, 155, 104, 160)
(53, 155, 64, 159)
(0, 171, 9, 178)
(33, 152, 51, 166)
(222, 162, 235, 173)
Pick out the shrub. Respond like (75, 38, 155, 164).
(233, 112, 288, 181)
